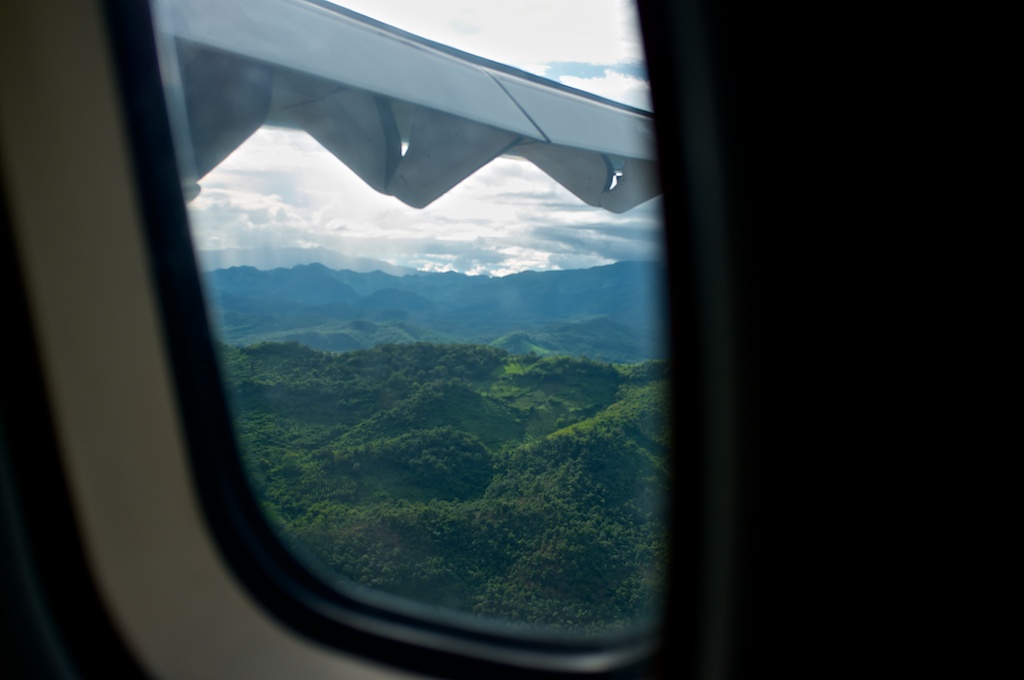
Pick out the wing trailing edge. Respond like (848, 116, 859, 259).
(154, 0, 660, 212)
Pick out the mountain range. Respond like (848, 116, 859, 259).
(196, 247, 418, 276)
(201, 261, 668, 364)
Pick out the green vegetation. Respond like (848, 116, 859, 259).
(220, 341, 669, 635)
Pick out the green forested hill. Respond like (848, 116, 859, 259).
(219, 341, 669, 634)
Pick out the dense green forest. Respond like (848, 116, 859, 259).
(219, 341, 670, 634)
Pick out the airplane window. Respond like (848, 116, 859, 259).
(151, 0, 667, 643)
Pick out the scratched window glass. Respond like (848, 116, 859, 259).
(153, 0, 668, 636)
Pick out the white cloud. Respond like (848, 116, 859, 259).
(559, 69, 652, 111)
(187, 127, 661, 276)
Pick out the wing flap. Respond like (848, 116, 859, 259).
(155, 0, 660, 212)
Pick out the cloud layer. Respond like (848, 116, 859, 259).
(189, 129, 662, 276)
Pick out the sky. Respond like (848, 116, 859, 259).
(185, 0, 662, 277)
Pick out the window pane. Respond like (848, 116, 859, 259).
(154, 0, 668, 636)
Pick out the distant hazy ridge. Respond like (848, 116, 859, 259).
(202, 260, 667, 363)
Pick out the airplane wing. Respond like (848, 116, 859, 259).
(152, 0, 660, 213)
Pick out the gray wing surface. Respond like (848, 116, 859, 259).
(154, 0, 660, 212)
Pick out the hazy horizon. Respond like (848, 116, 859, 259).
(195, 245, 663, 277)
